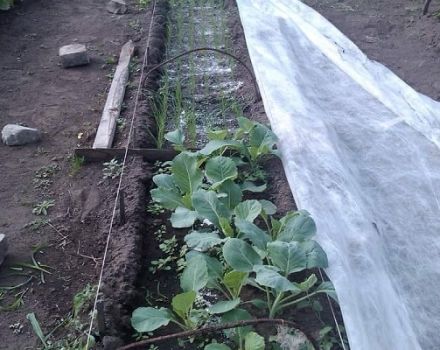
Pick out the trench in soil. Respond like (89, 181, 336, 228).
(113, 0, 347, 349)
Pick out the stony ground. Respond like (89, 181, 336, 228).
(0, 0, 149, 348)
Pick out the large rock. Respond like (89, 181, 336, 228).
(1, 124, 41, 146)
(0, 234, 7, 266)
(106, 0, 127, 14)
(59, 44, 90, 68)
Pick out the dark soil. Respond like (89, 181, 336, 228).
(303, 0, 440, 101)
(0, 0, 156, 348)
(2, 0, 440, 349)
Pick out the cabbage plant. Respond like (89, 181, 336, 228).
(132, 120, 336, 348)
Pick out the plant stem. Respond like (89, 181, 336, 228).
(265, 287, 272, 308)
(118, 318, 319, 350)
(170, 319, 188, 330)
(246, 279, 266, 292)
(279, 291, 324, 310)
(0, 276, 33, 290)
(269, 292, 284, 318)
(261, 213, 272, 237)
(279, 291, 303, 305)
(216, 283, 232, 300)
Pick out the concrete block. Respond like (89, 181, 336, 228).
(59, 44, 90, 68)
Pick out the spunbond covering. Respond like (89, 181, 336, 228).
(236, 1, 440, 349)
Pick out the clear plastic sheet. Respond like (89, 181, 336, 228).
(236, 1, 440, 349)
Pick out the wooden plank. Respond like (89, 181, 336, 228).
(92, 41, 135, 149)
(74, 148, 180, 162)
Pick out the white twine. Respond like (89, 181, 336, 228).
(85, 1, 159, 348)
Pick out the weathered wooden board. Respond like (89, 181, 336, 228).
(92, 40, 135, 149)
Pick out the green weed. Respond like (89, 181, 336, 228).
(138, 0, 150, 10)
(105, 56, 117, 65)
(0, 0, 13, 10)
(128, 19, 141, 31)
(33, 164, 59, 189)
(103, 158, 123, 179)
(25, 219, 50, 231)
(35, 164, 59, 179)
(32, 200, 55, 216)
(117, 117, 126, 131)
(147, 201, 165, 215)
(0, 289, 28, 311)
(149, 227, 187, 274)
(27, 284, 97, 350)
(73, 284, 96, 318)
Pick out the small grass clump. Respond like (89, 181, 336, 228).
(149, 79, 170, 149)
(69, 155, 85, 176)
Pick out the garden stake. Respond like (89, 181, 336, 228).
(96, 300, 106, 335)
(423, 0, 432, 14)
(118, 190, 126, 225)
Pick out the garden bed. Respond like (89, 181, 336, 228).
(147, 0, 246, 149)
(111, 1, 347, 349)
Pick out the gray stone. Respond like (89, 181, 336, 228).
(0, 234, 7, 266)
(2, 124, 41, 146)
(365, 35, 378, 44)
(106, 0, 127, 15)
(59, 44, 90, 68)
(102, 336, 124, 350)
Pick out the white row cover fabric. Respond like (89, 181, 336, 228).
(236, 1, 440, 349)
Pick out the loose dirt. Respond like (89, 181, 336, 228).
(0, 0, 152, 348)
